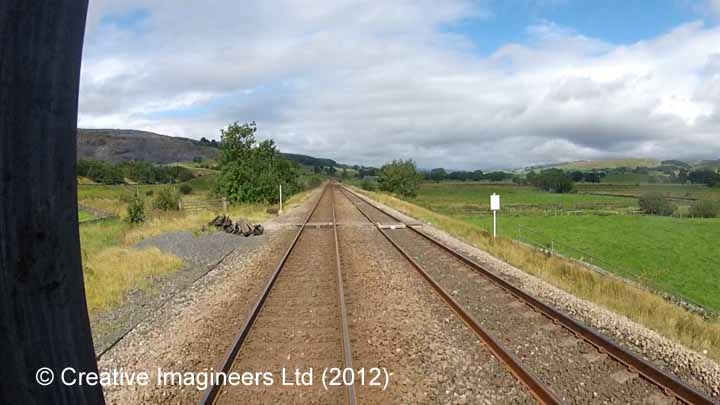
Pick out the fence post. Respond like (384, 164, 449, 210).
(178, 199, 183, 211)
(222, 197, 228, 215)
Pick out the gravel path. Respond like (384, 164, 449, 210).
(349, 187, 720, 400)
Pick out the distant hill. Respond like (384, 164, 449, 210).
(78, 129, 218, 164)
(524, 158, 661, 172)
(78, 128, 343, 168)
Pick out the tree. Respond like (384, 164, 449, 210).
(639, 192, 675, 216)
(530, 169, 574, 193)
(215, 122, 298, 203)
(430, 168, 447, 183)
(377, 159, 423, 198)
(470, 170, 484, 181)
(688, 170, 720, 186)
(689, 200, 718, 218)
(570, 171, 584, 182)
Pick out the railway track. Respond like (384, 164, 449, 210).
(200, 183, 715, 404)
(337, 185, 716, 405)
(202, 185, 355, 404)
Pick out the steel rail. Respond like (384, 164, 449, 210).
(340, 185, 717, 405)
(331, 184, 358, 405)
(338, 186, 562, 405)
(200, 184, 329, 405)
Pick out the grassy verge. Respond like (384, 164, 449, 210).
(79, 181, 314, 314)
(352, 187, 720, 361)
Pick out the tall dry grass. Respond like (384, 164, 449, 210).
(83, 247, 183, 312)
(354, 187, 720, 361)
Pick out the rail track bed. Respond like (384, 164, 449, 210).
(333, 187, 534, 403)
(339, 185, 716, 405)
(203, 183, 715, 404)
(211, 187, 348, 404)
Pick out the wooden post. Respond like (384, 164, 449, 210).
(0, 1, 104, 404)
(222, 197, 228, 215)
(279, 184, 283, 214)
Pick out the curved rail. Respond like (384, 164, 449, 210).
(338, 186, 562, 405)
(339, 184, 716, 405)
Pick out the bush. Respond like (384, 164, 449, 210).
(153, 187, 180, 211)
(377, 159, 423, 198)
(639, 192, 675, 216)
(145, 190, 154, 196)
(360, 179, 377, 191)
(179, 184, 193, 195)
(126, 196, 145, 223)
(689, 200, 719, 218)
(215, 121, 299, 203)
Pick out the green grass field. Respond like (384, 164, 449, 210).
(412, 182, 720, 312)
(577, 183, 720, 201)
(78, 209, 96, 222)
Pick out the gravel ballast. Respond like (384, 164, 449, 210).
(350, 188, 720, 399)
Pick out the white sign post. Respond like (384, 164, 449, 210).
(279, 184, 283, 214)
(490, 193, 500, 238)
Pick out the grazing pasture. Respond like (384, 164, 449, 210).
(410, 182, 720, 312)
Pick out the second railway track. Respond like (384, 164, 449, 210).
(338, 184, 716, 405)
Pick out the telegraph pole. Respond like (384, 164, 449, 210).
(1, 2, 105, 404)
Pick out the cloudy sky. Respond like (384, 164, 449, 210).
(79, 0, 720, 169)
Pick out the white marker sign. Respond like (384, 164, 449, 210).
(490, 193, 500, 238)
(490, 193, 501, 211)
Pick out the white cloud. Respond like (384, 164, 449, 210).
(79, 2, 720, 169)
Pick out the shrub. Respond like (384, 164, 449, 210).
(377, 159, 423, 198)
(126, 196, 145, 223)
(145, 189, 154, 196)
(360, 179, 377, 191)
(179, 184, 193, 195)
(639, 192, 675, 216)
(153, 187, 180, 211)
(689, 200, 719, 218)
(215, 121, 299, 203)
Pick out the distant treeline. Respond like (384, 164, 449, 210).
(426, 168, 513, 183)
(77, 159, 194, 185)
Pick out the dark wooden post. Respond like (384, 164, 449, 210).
(1, 1, 105, 404)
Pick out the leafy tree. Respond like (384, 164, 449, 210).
(639, 192, 675, 216)
(688, 170, 720, 186)
(377, 159, 423, 198)
(689, 200, 718, 218)
(215, 121, 298, 203)
(470, 170, 484, 181)
(430, 168, 447, 183)
(360, 179, 377, 191)
(486, 171, 512, 182)
(570, 171, 584, 182)
(530, 169, 574, 193)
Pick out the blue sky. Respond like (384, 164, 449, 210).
(449, 0, 706, 54)
(79, 0, 720, 169)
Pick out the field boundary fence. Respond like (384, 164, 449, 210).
(78, 203, 117, 225)
(179, 197, 226, 213)
(511, 224, 713, 319)
(438, 202, 642, 217)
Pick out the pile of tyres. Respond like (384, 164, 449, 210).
(209, 215, 264, 236)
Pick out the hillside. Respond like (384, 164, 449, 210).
(525, 158, 661, 172)
(78, 128, 347, 170)
(78, 129, 219, 164)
